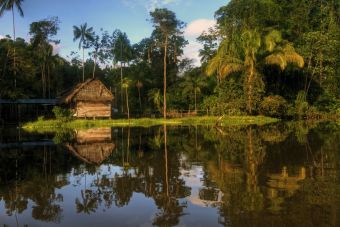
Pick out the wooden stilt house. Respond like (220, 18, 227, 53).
(59, 79, 113, 118)
(65, 128, 115, 165)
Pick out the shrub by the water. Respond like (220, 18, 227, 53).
(315, 91, 339, 113)
(260, 95, 288, 117)
(294, 91, 309, 118)
(52, 106, 73, 122)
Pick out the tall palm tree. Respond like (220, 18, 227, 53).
(0, 0, 24, 40)
(73, 23, 94, 82)
(0, 0, 24, 88)
(207, 29, 304, 114)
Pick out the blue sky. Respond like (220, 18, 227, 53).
(0, 0, 227, 64)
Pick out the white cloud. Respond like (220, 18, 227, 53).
(50, 42, 63, 55)
(147, 0, 178, 11)
(183, 42, 201, 66)
(0, 35, 8, 40)
(183, 19, 216, 66)
(184, 19, 216, 38)
(122, 0, 179, 12)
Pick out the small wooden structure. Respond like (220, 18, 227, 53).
(65, 128, 115, 165)
(59, 79, 113, 118)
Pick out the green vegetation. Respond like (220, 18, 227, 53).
(0, 0, 339, 120)
(22, 116, 279, 131)
(52, 106, 73, 122)
(2, 121, 339, 225)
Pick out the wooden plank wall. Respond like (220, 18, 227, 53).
(76, 128, 112, 144)
(75, 102, 111, 118)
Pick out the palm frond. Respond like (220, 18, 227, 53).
(206, 54, 221, 76)
(284, 52, 305, 68)
(0, 0, 24, 16)
(265, 54, 286, 70)
(220, 63, 244, 78)
(241, 29, 261, 53)
(264, 30, 282, 52)
(15, 0, 24, 16)
(282, 44, 304, 68)
(73, 26, 81, 41)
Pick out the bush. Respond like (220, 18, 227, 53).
(53, 129, 75, 144)
(294, 91, 309, 118)
(202, 96, 246, 116)
(52, 106, 73, 122)
(37, 116, 45, 121)
(260, 95, 288, 117)
(315, 91, 339, 112)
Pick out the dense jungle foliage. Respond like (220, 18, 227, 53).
(0, 0, 339, 118)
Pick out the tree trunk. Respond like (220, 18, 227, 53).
(137, 85, 142, 113)
(12, 6, 16, 89)
(120, 62, 124, 113)
(82, 47, 85, 82)
(114, 87, 118, 109)
(304, 54, 312, 94)
(163, 35, 168, 119)
(48, 65, 51, 99)
(92, 55, 97, 78)
(148, 47, 151, 64)
(319, 52, 323, 85)
(247, 56, 255, 115)
(127, 127, 130, 164)
(41, 65, 46, 98)
(125, 87, 130, 119)
(194, 89, 197, 113)
(164, 124, 169, 197)
(247, 127, 256, 191)
(2, 48, 10, 78)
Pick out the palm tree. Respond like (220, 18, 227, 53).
(207, 29, 304, 114)
(181, 74, 206, 113)
(0, 0, 24, 40)
(148, 88, 162, 114)
(122, 78, 131, 119)
(0, 0, 24, 88)
(73, 23, 94, 81)
(75, 190, 98, 214)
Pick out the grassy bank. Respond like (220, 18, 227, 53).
(22, 116, 279, 131)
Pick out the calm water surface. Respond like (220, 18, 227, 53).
(0, 122, 339, 227)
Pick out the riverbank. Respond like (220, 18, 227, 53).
(22, 116, 279, 131)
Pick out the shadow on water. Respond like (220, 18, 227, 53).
(0, 121, 339, 226)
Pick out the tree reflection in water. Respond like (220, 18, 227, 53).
(75, 189, 98, 214)
(152, 124, 188, 226)
(0, 122, 339, 226)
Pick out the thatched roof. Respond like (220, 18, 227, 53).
(59, 79, 113, 104)
(66, 143, 115, 165)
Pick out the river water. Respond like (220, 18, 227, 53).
(0, 121, 339, 227)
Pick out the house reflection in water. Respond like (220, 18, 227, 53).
(266, 166, 306, 212)
(65, 128, 115, 165)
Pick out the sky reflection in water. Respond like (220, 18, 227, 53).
(0, 122, 339, 227)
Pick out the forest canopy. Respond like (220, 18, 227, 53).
(0, 0, 339, 118)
